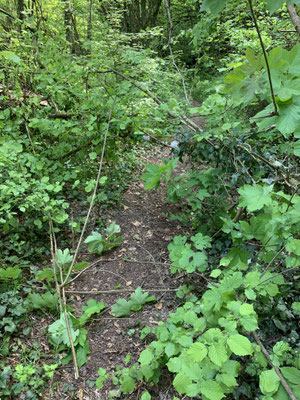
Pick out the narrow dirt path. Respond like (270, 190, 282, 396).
(52, 146, 190, 400)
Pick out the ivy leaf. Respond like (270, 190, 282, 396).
(208, 342, 228, 366)
(238, 184, 273, 212)
(227, 334, 253, 356)
(201, 0, 228, 14)
(200, 380, 225, 400)
(259, 369, 280, 394)
(187, 342, 208, 362)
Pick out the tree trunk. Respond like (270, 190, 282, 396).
(287, 3, 300, 37)
(63, 0, 81, 54)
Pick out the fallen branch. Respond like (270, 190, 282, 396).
(65, 288, 179, 295)
(252, 331, 297, 400)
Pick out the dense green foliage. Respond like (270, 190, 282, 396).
(0, 0, 299, 399)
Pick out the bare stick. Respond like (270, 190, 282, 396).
(65, 288, 179, 295)
(252, 332, 297, 400)
(164, 0, 190, 104)
(248, 0, 278, 116)
(287, 3, 300, 36)
(62, 98, 116, 286)
(259, 246, 285, 279)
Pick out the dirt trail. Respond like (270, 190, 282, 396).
(51, 146, 190, 400)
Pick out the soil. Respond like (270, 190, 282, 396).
(43, 146, 193, 400)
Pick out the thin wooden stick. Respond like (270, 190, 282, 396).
(252, 332, 297, 400)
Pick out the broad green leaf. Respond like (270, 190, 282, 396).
(29, 292, 59, 310)
(187, 342, 208, 362)
(238, 185, 273, 212)
(239, 304, 254, 316)
(111, 298, 132, 317)
(76, 341, 90, 368)
(280, 367, 300, 385)
(139, 348, 153, 366)
(0, 266, 21, 280)
(0, 51, 21, 64)
(57, 248, 73, 266)
(173, 372, 192, 395)
(208, 342, 228, 366)
(227, 334, 253, 356)
(265, 0, 285, 14)
(216, 373, 237, 388)
(141, 392, 151, 400)
(292, 302, 300, 313)
(48, 313, 79, 346)
(79, 299, 106, 326)
(200, 380, 225, 400)
(259, 369, 280, 394)
(130, 287, 155, 311)
(120, 376, 135, 394)
(201, 0, 228, 14)
(286, 239, 300, 256)
(84, 231, 104, 254)
(240, 314, 258, 331)
(35, 268, 54, 281)
(220, 248, 248, 271)
(167, 357, 182, 372)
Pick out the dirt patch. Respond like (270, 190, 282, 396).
(46, 146, 193, 400)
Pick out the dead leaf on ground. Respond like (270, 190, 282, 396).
(155, 302, 163, 310)
(132, 221, 141, 227)
(77, 388, 83, 400)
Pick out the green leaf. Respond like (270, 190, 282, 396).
(57, 248, 73, 266)
(96, 368, 109, 389)
(0, 266, 21, 280)
(130, 287, 153, 311)
(48, 313, 79, 346)
(29, 292, 59, 310)
(259, 369, 280, 394)
(84, 231, 104, 254)
(187, 342, 208, 362)
(120, 376, 135, 394)
(0, 51, 21, 64)
(76, 341, 90, 368)
(111, 298, 132, 317)
(139, 348, 153, 366)
(208, 342, 228, 366)
(286, 239, 300, 256)
(238, 185, 273, 212)
(280, 367, 300, 385)
(227, 334, 253, 356)
(265, 0, 285, 14)
(141, 392, 151, 400)
(167, 357, 182, 373)
(292, 302, 300, 313)
(79, 299, 106, 326)
(240, 314, 258, 331)
(201, 0, 228, 14)
(239, 304, 254, 316)
(35, 268, 54, 281)
(173, 372, 192, 395)
(200, 380, 225, 400)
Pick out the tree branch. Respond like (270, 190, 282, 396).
(252, 332, 297, 400)
(287, 3, 300, 36)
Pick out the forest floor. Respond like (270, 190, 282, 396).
(38, 104, 205, 400)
